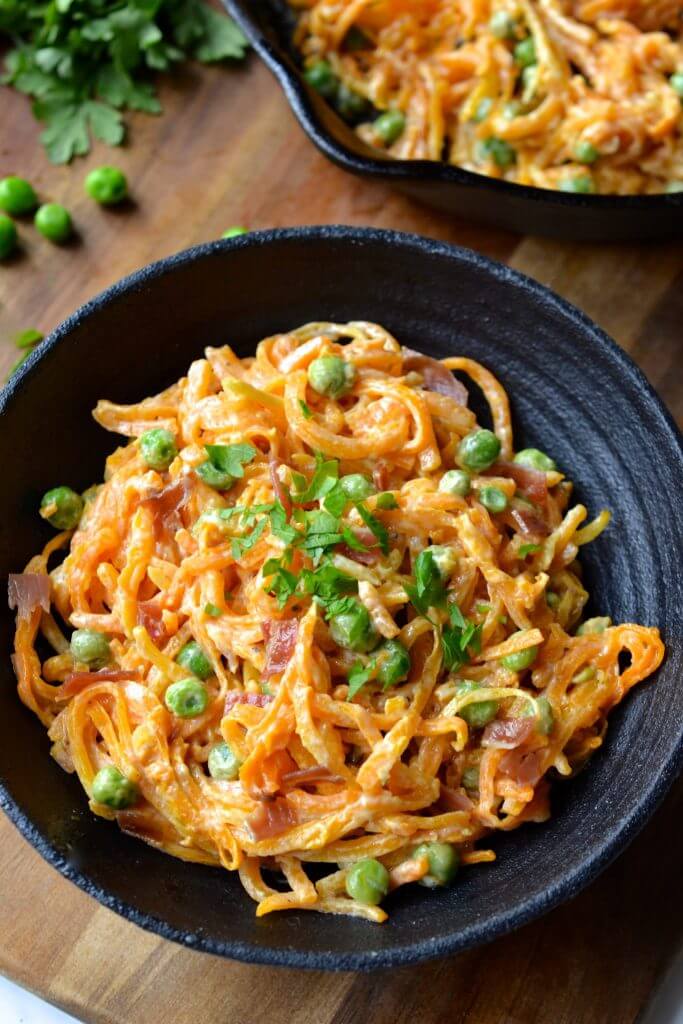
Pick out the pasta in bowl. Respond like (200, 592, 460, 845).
(9, 318, 664, 923)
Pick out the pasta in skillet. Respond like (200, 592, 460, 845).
(9, 321, 664, 921)
(289, 0, 683, 195)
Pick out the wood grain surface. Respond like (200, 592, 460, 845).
(1, 49, 682, 1024)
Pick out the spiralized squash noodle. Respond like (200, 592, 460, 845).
(10, 320, 664, 920)
(289, 0, 683, 194)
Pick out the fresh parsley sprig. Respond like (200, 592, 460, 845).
(442, 604, 482, 672)
(0, 0, 248, 163)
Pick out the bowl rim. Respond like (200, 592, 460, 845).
(1, 225, 682, 971)
(225, 0, 683, 213)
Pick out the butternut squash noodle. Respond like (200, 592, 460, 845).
(9, 322, 664, 921)
(289, 0, 683, 194)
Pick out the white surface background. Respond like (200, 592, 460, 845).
(1, 946, 681, 1023)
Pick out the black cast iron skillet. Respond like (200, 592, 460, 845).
(224, 0, 683, 242)
(1, 227, 681, 970)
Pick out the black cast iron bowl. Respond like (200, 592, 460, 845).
(224, 0, 683, 242)
(1, 227, 682, 971)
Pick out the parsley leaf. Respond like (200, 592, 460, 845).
(205, 442, 257, 479)
(269, 502, 298, 545)
(293, 456, 339, 504)
(0, 0, 248, 163)
(204, 602, 222, 617)
(298, 399, 313, 419)
(262, 558, 298, 609)
(355, 502, 389, 555)
(405, 549, 447, 616)
(231, 516, 267, 560)
(340, 526, 368, 552)
(442, 604, 482, 672)
(300, 563, 358, 607)
(297, 508, 343, 561)
(375, 492, 399, 510)
(322, 481, 348, 518)
(518, 543, 541, 557)
(347, 658, 377, 699)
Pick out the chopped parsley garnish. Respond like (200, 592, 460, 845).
(262, 558, 298, 608)
(355, 502, 389, 554)
(300, 562, 358, 607)
(292, 454, 339, 504)
(347, 658, 378, 699)
(322, 482, 349, 517)
(442, 604, 482, 672)
(340, 525, 369, 552)
(405, 549, 447, 616)
(298, 399, 313, 419)
(375, 492, 398, 510)
(205, 442, 257, 479)
(518, 542, 541, 557)
(231, 516, 268, 559)
(204, 602, 222, 617)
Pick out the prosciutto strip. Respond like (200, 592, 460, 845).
(494, 461, 547, 504)
(142, 476, 192, 538)
(439, 784, 474, 812)
(224, 691, 274, 714)
(8, 573, 50, 619)
(481, 717, 535, 750)
(499, 748, 545, 787)
(61, 669, 138, 698)
(402, 347, 469, 405)
(281, 765, 343, 788)
(262, 618, 298, 678)
(510, 505, 549, 539)
(247, 796, 297, 840)
(137, 600, 168, 645)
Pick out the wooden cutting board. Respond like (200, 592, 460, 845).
(1, 48, 682, 1024)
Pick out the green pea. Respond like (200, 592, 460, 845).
(208, 741, 241, 780)
(535, 696, 554, 735)
(197, 460, 234, 490)
(546, 591, 560, 608)
(341, 474, 375, 501)
(92, 765, 138, 809)
(329, 600, 378, 653)
(514, 36, 536, 68)
(40, 486, 84, 530)
(574, 141, 599, 164)
(478, 486, 508, 514)
(414, 842, 460, 887)
(478, 137, 517, 168)
(84, 166, 128, 205)
(439, 469, 471, 497)
(71, 629, 111, 668)
(308, 355, 356, 398)
(375, 491, 398, 509)
(455, 680, 498, 729)
(666, 182, 683, 194)
(426, 544, 458, 578)
(176, 640, 213, 680)
(514, 447, 556, 472)
(222, 226, 248, 238)
(489, 10, 516, 39)
(458, 428, 501, 471)
(500, 640, 538, 671)
(559, 175, 595, 194)
(336, 83, 369, 120)
(345, 858, 389, 905)
(461, 764, 480, 791)
(374, 109, 406, 144)
(472, 97, 493, 123)
(140, 428, 177, 471)
(576, 616, 611, 635)
(0, 176, 37, 216)
(670, 73, 683, 99)
(376, 639, 410, 688)
(303, 60, 339, 99)
(34, 203, 72, 244)
(0, 214, 17, 259)
(164, 677, 209, 718)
